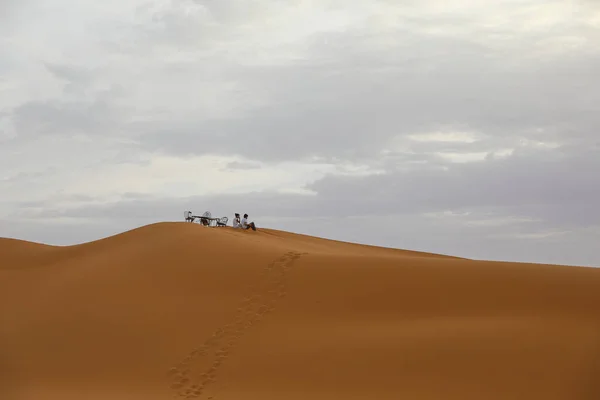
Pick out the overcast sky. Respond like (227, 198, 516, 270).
(1, 0, 599, 267)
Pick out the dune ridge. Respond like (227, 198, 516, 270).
(1, 222, 599, 400)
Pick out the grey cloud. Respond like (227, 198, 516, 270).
(14, 192, 304, 221)
(8, 1, 599, 164)
(1, 169, 54, 183)
(224, 161, 262, 170)
(128, 0, 239, 50)
(0, 0, 26, 30)
(11, 142, 600, 229)
(191, 0, 264, 23)
(136, 31, 600, 163)
(308, 145, 600, 223)
(11, 98, 126, 138)
(44, 62, 92, 85)
(6, 59, 129, 141)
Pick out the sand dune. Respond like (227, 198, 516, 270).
(1, 222, 599, 400)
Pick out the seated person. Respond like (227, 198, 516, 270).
(232, 213, 241, 228)
(241, 213, 256, 231)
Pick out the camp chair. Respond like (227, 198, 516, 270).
(216, 217, 228, 227)
(184, 211, 194, 222)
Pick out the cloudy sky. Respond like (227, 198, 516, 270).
(1, 0, 599, 267)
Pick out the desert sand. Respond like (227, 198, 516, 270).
(1, 222, 599, 400)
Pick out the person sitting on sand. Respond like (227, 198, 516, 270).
(241, 213, 257, 231)
(232, 213, 241, 228)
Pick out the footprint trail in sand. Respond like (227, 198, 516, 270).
(168, 251, 304, 398)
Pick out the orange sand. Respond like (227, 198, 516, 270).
(1, 222, 599, 400)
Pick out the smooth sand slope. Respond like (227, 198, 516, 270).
(1, 222, 599, 400)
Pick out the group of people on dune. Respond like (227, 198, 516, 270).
(232, 213, 256, 231)
(184, 210, 257, 230)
